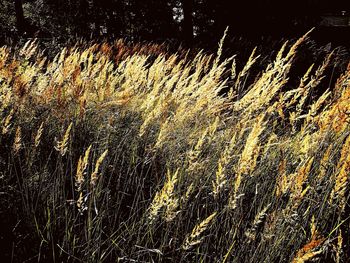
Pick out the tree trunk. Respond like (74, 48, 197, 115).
(14, 0, 25, 34)
(182, 0, 194, 43)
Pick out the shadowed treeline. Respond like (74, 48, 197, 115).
(0, 0, 350, 47)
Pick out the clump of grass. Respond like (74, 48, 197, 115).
(0, 33, 350, 262)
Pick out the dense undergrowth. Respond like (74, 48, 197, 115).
(1, 31, 350, 262)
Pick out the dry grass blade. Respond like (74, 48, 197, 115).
(182, 212, 217, 250)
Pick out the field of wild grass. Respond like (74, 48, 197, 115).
(0, 32, 350, 262)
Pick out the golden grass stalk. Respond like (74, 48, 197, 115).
(336, 230, 343, 263)
(13, 126, 22, 154)
(238, 114, 265, 176)
(285, 64, 314, 109)
(231, 58, 237, 80)
(77, 192, 85, 214)
(228, 192, 245, 211)
(19, 39, 38, 60)
(182, 182, 194, 205)
(34, 122, 44, 148)
(75, 145, 92, 192)
(296, 52, 333, 118)
(291, 157, 314, 199)
(90, 149, 108, 187)
(55, 122, 73, 156)
(317, 145, 332, 181)
(306, 89, 331, 123)
(0, 47, 10, 70)
(279, 157, 313, 214)
(330, 135, 350, 210)
(298, 133, 313, 156)
(148, 169, 179, 223)
(245, 204, 271, 241)
(164, 198, 180, 222)
(212, 162, 227, 198)
(285, 28, 314, 63)
(293, 249, 323, 263)
(182, 212, 217, 250)
(317, 62, 350, 133)
(75, 145, 92, 213)
(233, 47, 260, 96)
(187, 128, 209, 173)
(212, 131, 237, 198)
(2, 109, 14, 135)
(310, 215, 317, 238)
(0, 83, 12, 111)
(214, 26, 229, 67)
(236, 31, 313, 115)
(276, 159, 288, 197)
(292, 220, 325, 263)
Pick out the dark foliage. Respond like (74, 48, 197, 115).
(1, 0, 350, 48)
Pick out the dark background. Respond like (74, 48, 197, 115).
(0, 0, 350, 47)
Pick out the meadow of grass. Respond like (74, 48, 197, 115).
(0, 31, 350, 262)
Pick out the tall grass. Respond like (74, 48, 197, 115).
(0, 34, 350, 262)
